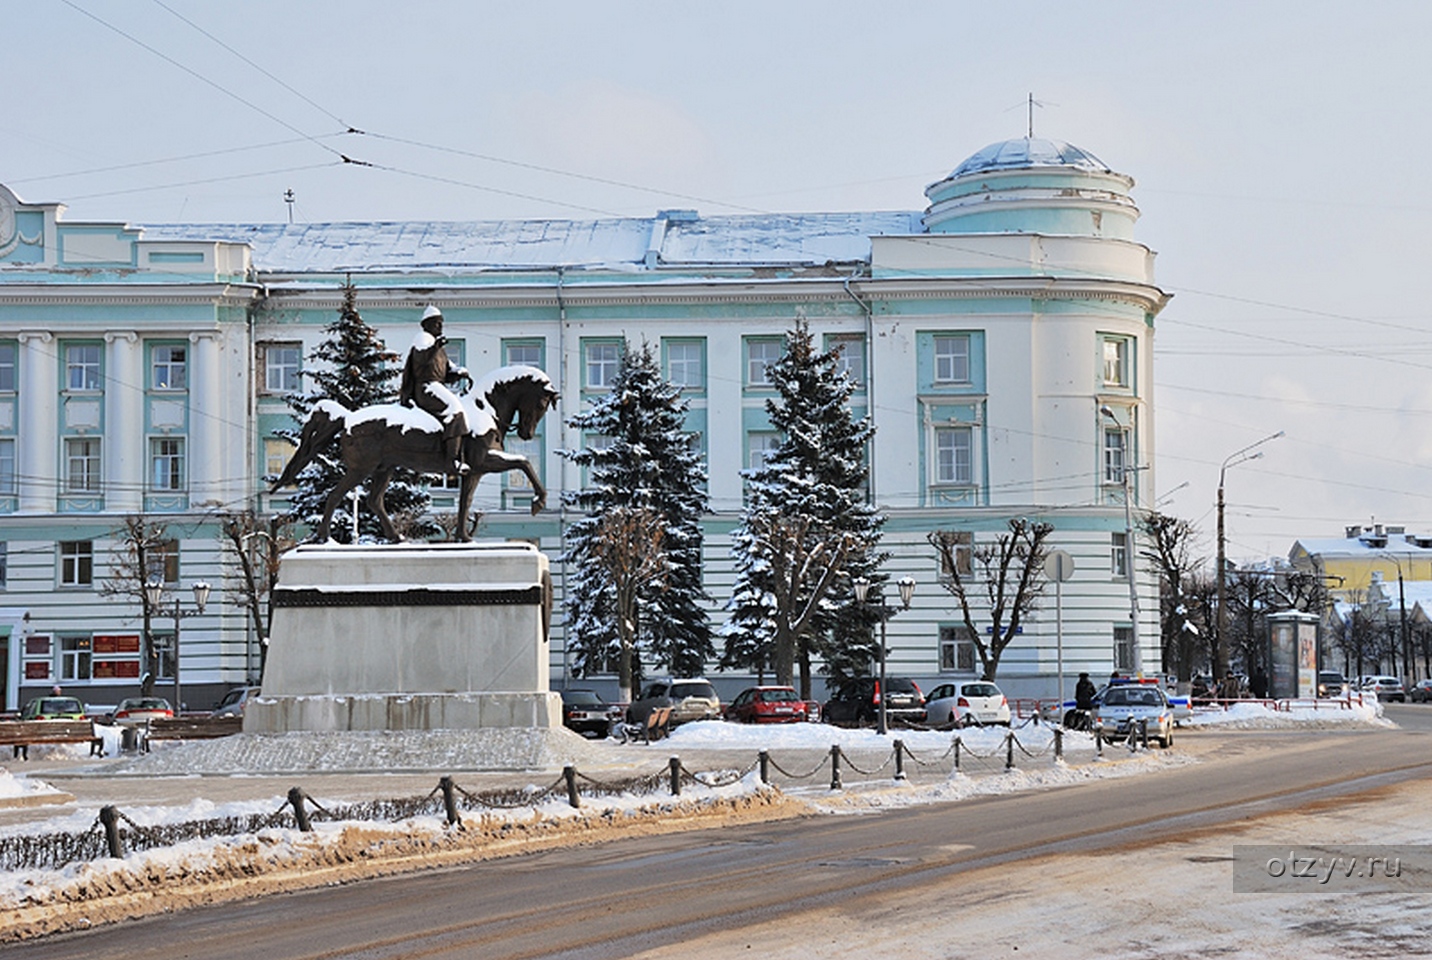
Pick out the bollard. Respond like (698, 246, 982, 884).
(564, 765, 580, 808)
(893, 739, 906, 780)
(1053, 727, 1063, 762)
(98, 805, 124, 859)
(829, 745, 842, 790)
(1005, 732, 1014, 771)
(953, 737, 961, 772)
(287, 786, 312, 832)
(1139, 718, 1149, 750)
(439, 776, 461, 827)
(1096, 726, 1104, 757)
(669, 756, 682, 796)
(759, 750, 770, 785)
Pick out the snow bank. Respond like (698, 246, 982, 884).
(1184, 700, 1388, 729)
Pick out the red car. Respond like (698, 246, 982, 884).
(724, 686, 808, 723)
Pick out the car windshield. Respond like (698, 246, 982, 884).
(38, 699, 82, 714)
(962, 683, 999, 698)
(757, 688, 799, 702)
(1105, 688, 1160, 706)
(121, 699, 168, 710)
(671, 682, 716, 700)
(563, 691, 604, 705)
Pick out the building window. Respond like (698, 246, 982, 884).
(1103, 428, 1127, 484)
(940, 625, 977, 672)
(265, 439, 292, 482)
(937, 530, 973, 577)
(934, 426, 973, 485)
(0, 438, 14, 495)
(1111, 531, 1128, 579)
(1102, 336, 1130, 388)
(262, 344, 301, 394)
(60, 636, 92, 681)
(59, 540, 93, 587)
(65, 438, 101, 492)
(585, 342, 621, 389)
(146, 539, 180, 585)
(152, 633, 176, 680)
(828, 335, 865, 387)
(1113, 625, 1134, 672)
(934, 335, 971, 384)
(664, 340, 704, 389)
(504, 340, 544, 368)
(746, 339, 783, 387)
(65, 343, 102, 391)
(0, 343, 15, 392)
(151, 344, 187, 390)
(748, 431, 782, 471)
(150, 437, 186, 491)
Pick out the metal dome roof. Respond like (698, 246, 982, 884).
(949, 137, 1111, 179)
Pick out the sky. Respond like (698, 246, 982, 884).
(6, 1, 1432, 566)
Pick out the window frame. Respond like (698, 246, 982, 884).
(663, 338, 705, 391)
(826, 333, 865, 388)
(64, 342, 103, 392)
(0, 343, 15, 393)
(583, 341, 622, 390)
(150, 437, 186, 492)
(59, 540, 94, 588)
(933, 425, 974, 486)
(503, 339, 545, 369)
(939, 625, 977, 673)
(1103, 427, 1127, 485)
(59, 635, 93, 681)
(1113, 625, 1135, 672)
(933, 334, 972, 385)
(1101, 335, 1133, 390)
(745, 338, 783, 388)
(0, 437, 14, 496)
(150, 343, 188, 391)
(64, 437, 101, 493)
(1111, 531, 1129, 579)
(261, 343, 302, 395)
(747, 431, 782, 472)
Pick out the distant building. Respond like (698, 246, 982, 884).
(1289, 524, 1432, 596)
(0, 134, 1168, 710)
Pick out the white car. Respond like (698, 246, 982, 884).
(1093, 684, 1173, 748)
(924, 680, 1011, 727)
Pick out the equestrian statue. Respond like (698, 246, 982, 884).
(272, 306, 559, 543)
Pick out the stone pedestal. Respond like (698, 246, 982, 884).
(246, 542, 559, 734)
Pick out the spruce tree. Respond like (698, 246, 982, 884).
(274, 283, 438, 542)
(722, 317, 886, 697)
(560, 341, 713, 694)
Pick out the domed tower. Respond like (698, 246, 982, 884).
(923, 136, 1140, 240)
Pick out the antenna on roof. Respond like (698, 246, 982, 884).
(284, 188, 295, 224)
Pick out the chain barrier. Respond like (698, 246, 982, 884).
(676, 758, 756, 789)
(833, 745, 896, 777)
(1010, 731, 1055, 759)
(900, 738, 960, 766)
(765, 753, 831, 780)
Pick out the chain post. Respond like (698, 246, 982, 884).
(1054, 727, 1063, 762)
(893, 739, 906, 780)
(439, 776, 460, 826)
(288, 787, 312, 832)
(829, 745, 842, 790)
(759, 750, 770, 785)
(669, 756, 681, 796)
(563, 765, 580, 808)
(954, 737, 961, 772)
(1005, 732, 1014, 771)
(98, 805, 124, 859)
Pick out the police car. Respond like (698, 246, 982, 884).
(1044, 676, 1191, 726)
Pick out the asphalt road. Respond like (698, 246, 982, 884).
(13, 720, 1432, 960)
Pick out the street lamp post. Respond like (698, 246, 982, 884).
(1101, 407, 1141, 676)
(853, 576, 916, 735)
(144, 580, 211, 714)
(1215, 431, 1283, 683)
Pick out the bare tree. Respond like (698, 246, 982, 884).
(1140, 513, 1205, 685)
(586, 507, 669, 703)
(742, 512, 860, 697)
(100, 515, 173, 696)
(929, 518, 1054, 681)
(220, 512, 295, 683)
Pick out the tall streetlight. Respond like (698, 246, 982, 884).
(852, 575, 916, 735)
(1215, 431, 1283, 683)
(144, 580, 211, 714)
(1377, 552, 1412, 684)
(1101, 407, 1141, 676)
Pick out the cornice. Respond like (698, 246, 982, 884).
(0, 283, 261, 307)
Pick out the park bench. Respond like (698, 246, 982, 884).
(0, 719, 103, 760)
(142, 714, 244, 750)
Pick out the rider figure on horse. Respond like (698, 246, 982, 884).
(399, 304, 471, 475)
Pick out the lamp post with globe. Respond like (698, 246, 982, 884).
(852, 576, 917, 735)
(143, 580, 210, 714)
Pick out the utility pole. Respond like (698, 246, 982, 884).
(1215, 431, 1283, 681)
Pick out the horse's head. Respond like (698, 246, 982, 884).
(473, 365, 559, 440)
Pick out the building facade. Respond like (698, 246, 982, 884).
(0, 135, 1167, 711)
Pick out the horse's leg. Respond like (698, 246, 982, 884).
(455, 469, 481, 542)
(367, 467, 400, 542)
(319, 469, 366, 542)
(476, 449, 546, 514)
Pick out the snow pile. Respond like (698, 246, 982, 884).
(0, 769, 65, 803)
(1184, 700, 1388, 729)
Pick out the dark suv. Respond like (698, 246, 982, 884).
(823, 677, 925, 727)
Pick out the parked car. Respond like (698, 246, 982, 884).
(724, 686, 808, 724)
(20, 696, 86, 720)
(923, 680, 1010, 727)
(823, 677, 925, 727)
(1317, 671, 1348, 698)
(560, 689, 622, 737)
(1410, 680, 1432, 703)
(1359, 676, 1406, 703)
(110, 697, 174, 725)
(212, 686, 262, 718)
(626, 679, 721, 726)
(1093, 683, 1173, 748)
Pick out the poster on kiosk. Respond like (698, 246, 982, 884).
(1268, 611, 1320, 700)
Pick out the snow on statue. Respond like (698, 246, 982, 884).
(273, 323, 558, 543)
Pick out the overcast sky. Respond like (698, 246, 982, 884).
(7, 1, 1431, 566)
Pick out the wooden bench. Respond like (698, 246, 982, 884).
(0, 720, 103, 760)
(143, 714, 244, 749)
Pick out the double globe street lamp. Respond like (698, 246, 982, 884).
(852, 575, 917, 735)
(143, 580, 211, 714)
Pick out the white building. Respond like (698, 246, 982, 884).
(0, 134, 1167, 710)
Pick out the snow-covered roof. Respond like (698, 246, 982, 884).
(136, 211, 924, 274)
(1291, 537, 1432, 560)
(949, 137, 1111, 178)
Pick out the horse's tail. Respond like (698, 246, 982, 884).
(270, 401, 347, 492)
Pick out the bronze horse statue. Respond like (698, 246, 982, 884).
(272, 365, 558, 542)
